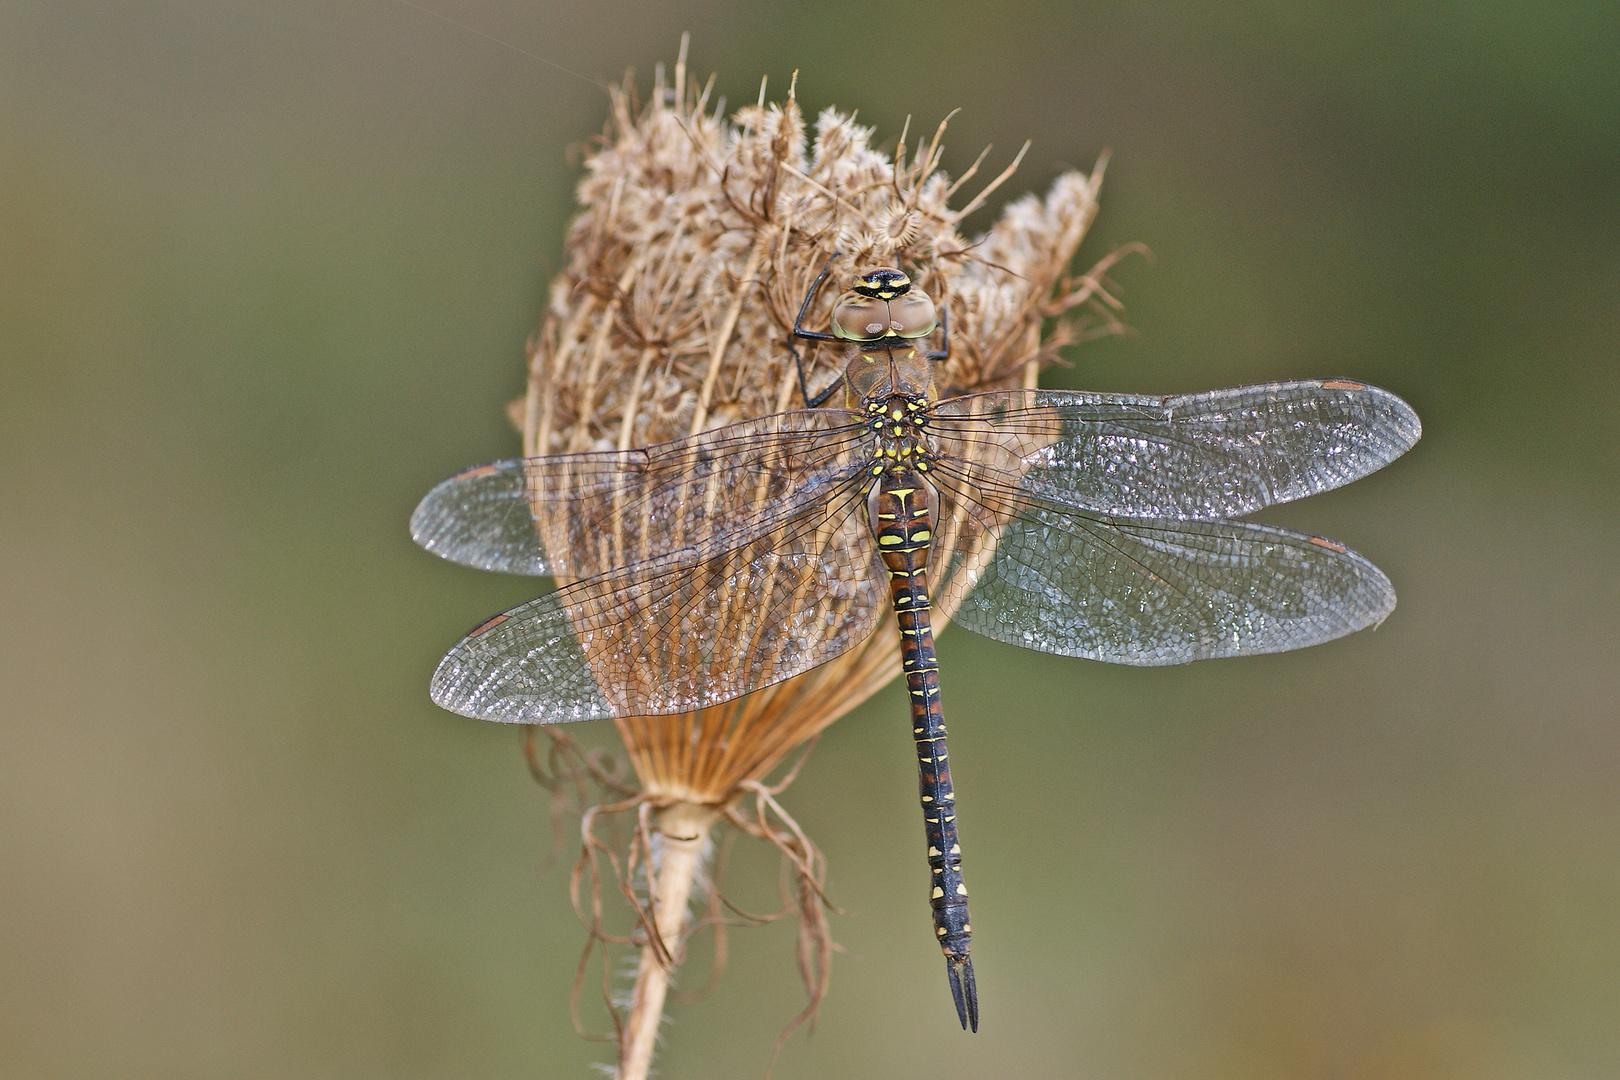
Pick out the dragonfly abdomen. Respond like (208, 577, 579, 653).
(872, 472, 979, 1032)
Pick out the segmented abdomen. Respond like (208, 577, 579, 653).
(872, 474, 973, 975)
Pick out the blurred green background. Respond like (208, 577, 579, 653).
(3, 2, 1617, 1077)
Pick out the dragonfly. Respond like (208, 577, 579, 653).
(411, 259, 1421, 1032)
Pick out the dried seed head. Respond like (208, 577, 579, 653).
(518, 64, 1120, 804)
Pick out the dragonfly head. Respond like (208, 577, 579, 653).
(832, 270, 938, 345)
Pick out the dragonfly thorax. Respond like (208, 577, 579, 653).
(844, 341, 938, 405)
(864, 393, 935, 479)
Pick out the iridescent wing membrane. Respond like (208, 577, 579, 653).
(412, 380, 1419, 722)
(412, 410, 874, 578)
(925, 381, 1421, 664)
(414, 410, 889, 722)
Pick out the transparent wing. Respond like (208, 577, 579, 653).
(929, 380, 1420, 520)
(410, 458, 550, 575)
(927, 459, 1395, 666)
(429, 482, 888, 723)
(410, 408, 869, 577)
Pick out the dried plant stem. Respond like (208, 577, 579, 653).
(620, 801, 719, 1080)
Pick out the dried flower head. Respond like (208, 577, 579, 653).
(516, 41, 1129, 1079)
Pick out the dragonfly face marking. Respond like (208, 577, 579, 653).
(412, 261, 1422, 1034)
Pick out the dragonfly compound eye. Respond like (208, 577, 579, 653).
(886, 290, 937, 339)
(833, 288, 937, 342)
(832, 294, 893, 341)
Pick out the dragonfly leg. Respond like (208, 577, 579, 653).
(789, 334, 840, 408)
(791, 252, 843, 407)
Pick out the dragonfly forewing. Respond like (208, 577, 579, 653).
(410, 458, 552, 576)
(410, 409, 871, 579)
(930, 380, 1420, 521)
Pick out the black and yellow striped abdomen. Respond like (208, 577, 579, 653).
(871, 468, 978, 1031)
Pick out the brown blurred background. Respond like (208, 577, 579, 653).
(3, 2, 1617, 1077)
